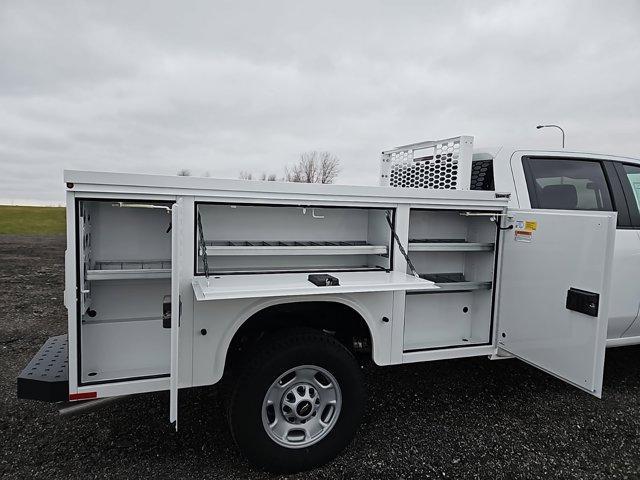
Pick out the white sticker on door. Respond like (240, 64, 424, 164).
(514, 229, 533, 242)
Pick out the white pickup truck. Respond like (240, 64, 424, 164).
(16, 136, 640, 472)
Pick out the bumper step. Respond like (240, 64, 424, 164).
(17, 334, 68, 402)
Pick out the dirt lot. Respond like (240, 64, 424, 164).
(2, 235, 640, 479)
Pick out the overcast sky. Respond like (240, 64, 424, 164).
(1, 0, 639, 202)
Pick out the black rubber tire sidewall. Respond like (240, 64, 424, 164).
(228, 329, 365, 472)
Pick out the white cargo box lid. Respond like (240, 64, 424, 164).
(192, 271, 437, 301)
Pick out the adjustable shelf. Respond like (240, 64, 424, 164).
(212, 265, 385, 274)
(408, 239, 494, 252)
(82, 316, 162, 325)
(205, 240, 388, 257)
(86, 260, 171, 281)
(417, 273, 492, 292)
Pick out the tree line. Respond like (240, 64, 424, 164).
(178, 151, 340, 184)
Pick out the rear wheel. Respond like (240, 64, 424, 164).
(228, 329, 365, 472)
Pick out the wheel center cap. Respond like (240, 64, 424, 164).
(297, 401, 312, 417)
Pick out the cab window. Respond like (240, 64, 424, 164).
(523, 158, 614, 211)
(616, 163, 640, 226)
(620, 164, 640, 213)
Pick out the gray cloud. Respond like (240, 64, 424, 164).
(1, 0, 639, 202)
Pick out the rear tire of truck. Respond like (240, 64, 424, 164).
(228, 328, 365, 472)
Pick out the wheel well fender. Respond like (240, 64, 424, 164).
(216, 296, 380, 379)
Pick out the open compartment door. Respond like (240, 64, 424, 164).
(497, 209, 616, 397)
(169, 200, 182, 428)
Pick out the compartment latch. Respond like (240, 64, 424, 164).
(566, 288, 599, 317)
(163, 295, 182, 328)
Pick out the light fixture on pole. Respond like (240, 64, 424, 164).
(536, 124, 565, 148)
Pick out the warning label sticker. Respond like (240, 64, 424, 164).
(514, 229, 533, 242)
(525, 220, 538, 231)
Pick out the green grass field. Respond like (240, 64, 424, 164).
(0, 206, 66, 235)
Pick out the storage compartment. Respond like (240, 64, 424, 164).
(403, 209, 498, 350)
(77, 200, 173, 383)
(196, 203, 392, 274)
(404, 290, 492, 350)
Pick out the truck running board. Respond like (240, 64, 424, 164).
(17, 334, 68, 403)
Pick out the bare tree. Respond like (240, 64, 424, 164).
(177, 169, 191, 176)
(239, 171, 278, 181)
(285, 151, 340, 183)
(259, 172, 278, 181)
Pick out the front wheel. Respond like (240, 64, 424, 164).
(228, 329, 365, 472)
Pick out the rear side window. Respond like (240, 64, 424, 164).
(524, 158, 614, 211)
(620, 164, 640, 213)
(470, 160, 495, 191)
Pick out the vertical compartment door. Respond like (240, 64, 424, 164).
(497, 209, 616, 397)
(169, 199, 182, 428)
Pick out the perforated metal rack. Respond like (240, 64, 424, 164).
(205, 240, 388, 256)
(380, 136, 474, 190)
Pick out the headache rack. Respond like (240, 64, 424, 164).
(380, 136, 474, 190)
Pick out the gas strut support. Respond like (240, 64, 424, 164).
(385, 210, 420, 278)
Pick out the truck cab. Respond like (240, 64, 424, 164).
(489, 147, 640, 345)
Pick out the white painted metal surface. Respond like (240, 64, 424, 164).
(55, 139, 640, 418)
(169, 201, 181, 428)
(505, 150, 640, 341)
(192, 271, 437, 301)
(497, 209, 616, 397)
(607, 229, 640, 338)
(64, 169, 509, 208)
(192, 292, 396, 386)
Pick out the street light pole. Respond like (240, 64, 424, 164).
(536, 124, 565, 148)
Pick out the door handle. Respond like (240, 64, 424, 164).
(566, 288, 600, 317)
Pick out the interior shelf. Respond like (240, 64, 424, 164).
(405, 335, 490, 351)
(418, 273, 492, 291)
(205, 240, 388, 256)
(409, 239, 494, 252)
(82, 316, 162, 325)
(86, 260, 171, 281)
(212, 265, 386, 274)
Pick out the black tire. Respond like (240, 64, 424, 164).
(228, 328, 365, 472)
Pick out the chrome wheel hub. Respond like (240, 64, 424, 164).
(282, 382, 320, 423)
(262, 365, 341, 448)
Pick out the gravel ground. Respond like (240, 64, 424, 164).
(2, 235, 640, 479)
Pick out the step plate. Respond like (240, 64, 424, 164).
(17, 334, 69, 402)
